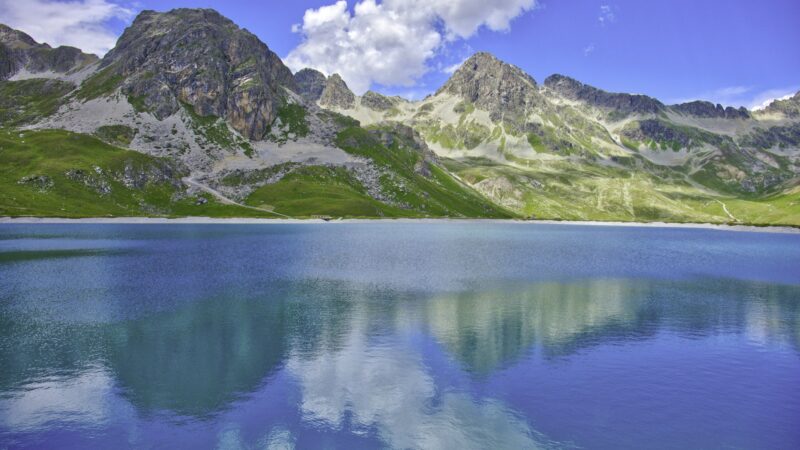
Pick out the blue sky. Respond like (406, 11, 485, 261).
(1, 0, 798, 107)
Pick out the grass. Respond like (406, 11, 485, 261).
(0, 79, 75, 126)
(94, 125, 137, 147)
(417, 121, 492, 150)
(450, 157, 800, 226)
(0, 128, 277, 218)
(0, 125, 511, 219)
(127, 95, 148, 113)
(276, 103, 309, 137)
(334, 126, 513, 218)
(527, 133, 547, 152)
(76, 66, 123, 101)
(0, 128, 175, 217)
(268, 103, 309, 143)
(2, 123, 795, 224)
(245, 165, 410, 218)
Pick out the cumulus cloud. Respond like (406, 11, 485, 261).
(284, 0, 537, 94)
(287, 325, 548, 449)
(0, 0, 134, 56)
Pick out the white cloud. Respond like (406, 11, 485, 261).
(598, 4, 615, 26)
(285, 0, 537, 94)
(583, 43, 595, 56)
(0, 0, 134, 56)
(287, 324, 548, 449)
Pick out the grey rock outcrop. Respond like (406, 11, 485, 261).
(671, 100, 750, 119)
(544, 74, 664, 117)
(100, 8, 297, 140)
(361, 91, 398, 111)
(319, 73, 355, 109)
(437, 52, 539, 117)
(0, 24, 98, 80)
(293, 68, 327, 102)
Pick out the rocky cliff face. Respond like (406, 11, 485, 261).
(99, 9, 296, 140)
(0, 24, 98, 80)
(361, 91, 400, 111)
(319, 73, 356, 109)
(671, 100, 750, 119)
(293, 68, 327, 102)
(437, 52, 539, 119)
(544, 74, 664, 117)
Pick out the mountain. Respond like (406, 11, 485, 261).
(319, 74, 357, 109)
(0, 8, 798, 224)
(98, 8, 297, 140)
(544, 73, 664, 116)
(320, 52, 800, 224)
(760, 92, 800, 118)
(0, 24, 97, 80)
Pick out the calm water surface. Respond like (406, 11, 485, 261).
(0, 223, 798, 449)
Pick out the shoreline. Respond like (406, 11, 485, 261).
(1, 216, 798, 234)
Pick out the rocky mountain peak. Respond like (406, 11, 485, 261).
(544, 74, 664, 117)
(762, 91, 800, 118)
(0, 24, 98, 80)
(671, 100, 750, 119)
(319, 73, 355, 109)
(0, 24, 40, 49)
(361, 91, 400, 111)
(293, 68, 327, 102)
(100, 8, 296, 140)
(437, 51, 538, 117)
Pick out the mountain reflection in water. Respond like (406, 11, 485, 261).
(1, 223, 798, 449)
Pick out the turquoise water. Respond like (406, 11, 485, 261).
(0, 223, 798, 449)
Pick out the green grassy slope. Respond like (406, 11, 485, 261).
(444, 157, 800, 226)
(239, 125, 514, 218)
(245, 165, 413, 218)
(0, 127, 512, 219)
(0, 79, 75, 127)
(0, 129, 275, 218)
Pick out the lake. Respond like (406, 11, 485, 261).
(0, 222, 798, 449)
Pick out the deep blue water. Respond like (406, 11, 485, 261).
(0, 222, 798, 449)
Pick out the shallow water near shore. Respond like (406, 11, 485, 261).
(1, 223, 799, 449)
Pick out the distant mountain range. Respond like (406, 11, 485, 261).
(1, 8, 798, 224)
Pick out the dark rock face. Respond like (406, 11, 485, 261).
(544, 74, 664, 117)
(293, 68, 327, 102)
(671, 101, 750, 119)
(361, 91, 397, 111)
(319, 73, 355, 109)
(762, 92, 800, 118)
(0, 44, 15, 80)
(739, 122, 800, 149)
(101, 9, 296, 140)
(0, 24, 98, 80)
(623, 119, 691, 147)
(620, 119, 728, 149)
(438, 52, 539, 117)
